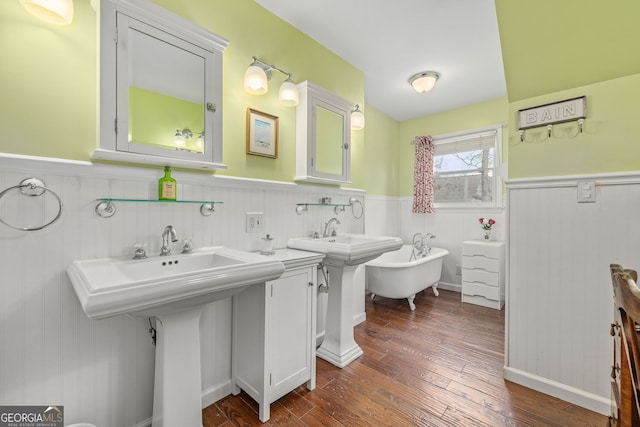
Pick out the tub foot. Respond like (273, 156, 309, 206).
(407, 294, 416, 311)
(432, 284, 439, 297)
(370, 294, 376, 301)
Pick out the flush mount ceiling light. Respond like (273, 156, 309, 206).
(409, 71, 440, 93)
(351, 105, 365, 130)
(244, 56, 299, 106)
(19, 0, 74, 25)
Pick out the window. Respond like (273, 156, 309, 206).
(433, 127, 502, 208)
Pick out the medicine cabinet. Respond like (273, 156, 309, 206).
(93, 0, 228, 170)
(295, 81, 352, 185)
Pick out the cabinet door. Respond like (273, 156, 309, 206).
(269, 269, 314, 398)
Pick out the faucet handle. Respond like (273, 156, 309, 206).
(133, 242, 148, 259)
(181, 239, 193, 254)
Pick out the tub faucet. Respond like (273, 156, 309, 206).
(412, 232, 436, 257)
(323, 218, 341, 237)
(160, 225, 178, 256)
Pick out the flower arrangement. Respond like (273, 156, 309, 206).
(479, 217, 495, 231)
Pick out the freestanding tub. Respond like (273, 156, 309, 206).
(365, 245, 449, 311)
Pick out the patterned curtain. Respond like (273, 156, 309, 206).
(412, 135, 435, 213)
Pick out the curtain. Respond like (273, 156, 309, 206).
(412, 135, 435, 213)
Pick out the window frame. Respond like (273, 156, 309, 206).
(431, 125, 504, 211)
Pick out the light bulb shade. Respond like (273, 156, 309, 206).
(409, 71, 440, 93)
(351, 107, 365, 130)
(174, 131, 185, 148)
(19, 0, 74, 25)
(278, 79, 299, 106)
(244, 64, 268, 95)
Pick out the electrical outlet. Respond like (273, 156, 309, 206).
(246, 212, 264, 233)
(456, 264, 462, 275)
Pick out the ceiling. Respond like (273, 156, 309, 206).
(255, 0, 507, 122)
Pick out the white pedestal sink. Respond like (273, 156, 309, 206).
(67, 246, 285, 427)
(287, 234, 402, 367)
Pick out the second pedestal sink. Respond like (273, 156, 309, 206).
(287, 234, 402, 367)
(67, 246, 285, 427)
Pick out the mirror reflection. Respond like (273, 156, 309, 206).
(128, 27, 205, 153)
(315, 106, 344, 176)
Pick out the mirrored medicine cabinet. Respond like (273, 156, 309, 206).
(93, 0, 229, 170)
(295, 81, 353, 185)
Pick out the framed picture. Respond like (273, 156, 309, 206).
(246, 108, 279, 158)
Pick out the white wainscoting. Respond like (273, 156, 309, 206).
(0, 154, 364, 427)
(506, 172, 640, 415)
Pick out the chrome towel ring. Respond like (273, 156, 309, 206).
(0, 178, 63, 231)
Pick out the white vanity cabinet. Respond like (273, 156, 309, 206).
(461, 240, 504, 310)
(232, 249, 324, 422)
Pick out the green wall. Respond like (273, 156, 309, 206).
(6, 0, 639, 194)
(362, 106, 399, 196)
(507, 74, 640, 179)
(0, 0, 366, 186)
(495, 0, 640, 180)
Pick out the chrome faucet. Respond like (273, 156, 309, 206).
(323, 218, 341, 237)
(160, 225, 178, 256)
(411, 232, 436, 259)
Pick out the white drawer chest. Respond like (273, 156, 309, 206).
(462, 240, 505, 310)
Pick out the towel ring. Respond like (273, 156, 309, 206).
(0, 178, 63, 231)
(349, 197, 364, 219)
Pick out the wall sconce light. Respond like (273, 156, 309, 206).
(19, 0, 74, 25)
(351, 105, 365, 130)
(409, 71, 440, 93)
(244, 56, 299, 106)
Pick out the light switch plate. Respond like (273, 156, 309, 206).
(577, 181, 596, 203)
(246, 212, 264, 233)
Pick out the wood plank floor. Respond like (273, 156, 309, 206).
(203, 289, 607, 426)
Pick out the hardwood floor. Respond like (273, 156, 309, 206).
(203, 289, 607, 426)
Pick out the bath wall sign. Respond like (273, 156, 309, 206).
(518, 96, 586, 130)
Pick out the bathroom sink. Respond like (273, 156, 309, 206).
(287, 233, 402, 368)
(67, 246, 285, 319)
(68, 245, 285, 427)
(287, 233, 402, 265)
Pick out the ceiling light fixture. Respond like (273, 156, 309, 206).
(351, 105, 365, 130)
(244, 56, 299, 106)
(19, 0, 74, 25)
(409, 71, 440, 93)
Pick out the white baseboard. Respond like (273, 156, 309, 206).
(503, 366, 610, 416)
(438, 282, 461, 293)
(202, 380, 234, 408)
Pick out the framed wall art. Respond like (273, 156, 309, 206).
(246, 108, 278, 158)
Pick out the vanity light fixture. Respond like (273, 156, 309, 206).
(174, 129, 193, 148)
(244, 56, 299, 106)
(19, 0, 74, 25)
(409, 71, 440, 93)
(351, 105, 365, 130)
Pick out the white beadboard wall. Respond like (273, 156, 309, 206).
(365, 194, 506, 291)
(505, 173, 640, 415)
(0, 154, 364, 427)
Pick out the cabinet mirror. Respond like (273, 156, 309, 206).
(295, 81, 352, 185)
(93, 0, 228, 170)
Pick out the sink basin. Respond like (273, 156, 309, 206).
(287, 233, 402, 368)
(67, 246, 285, 319)
(287, 233, 402, 265)
(67, 246, 285, 427)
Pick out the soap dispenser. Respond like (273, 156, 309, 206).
(260, 234, 275, 255)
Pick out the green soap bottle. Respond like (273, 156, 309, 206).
(158, 166, 177, 200)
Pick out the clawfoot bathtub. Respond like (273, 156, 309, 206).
(365, 245, 449, 311)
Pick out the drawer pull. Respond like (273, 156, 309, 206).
(610, 321, 620, 336)
(611, 363, 620, 379)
